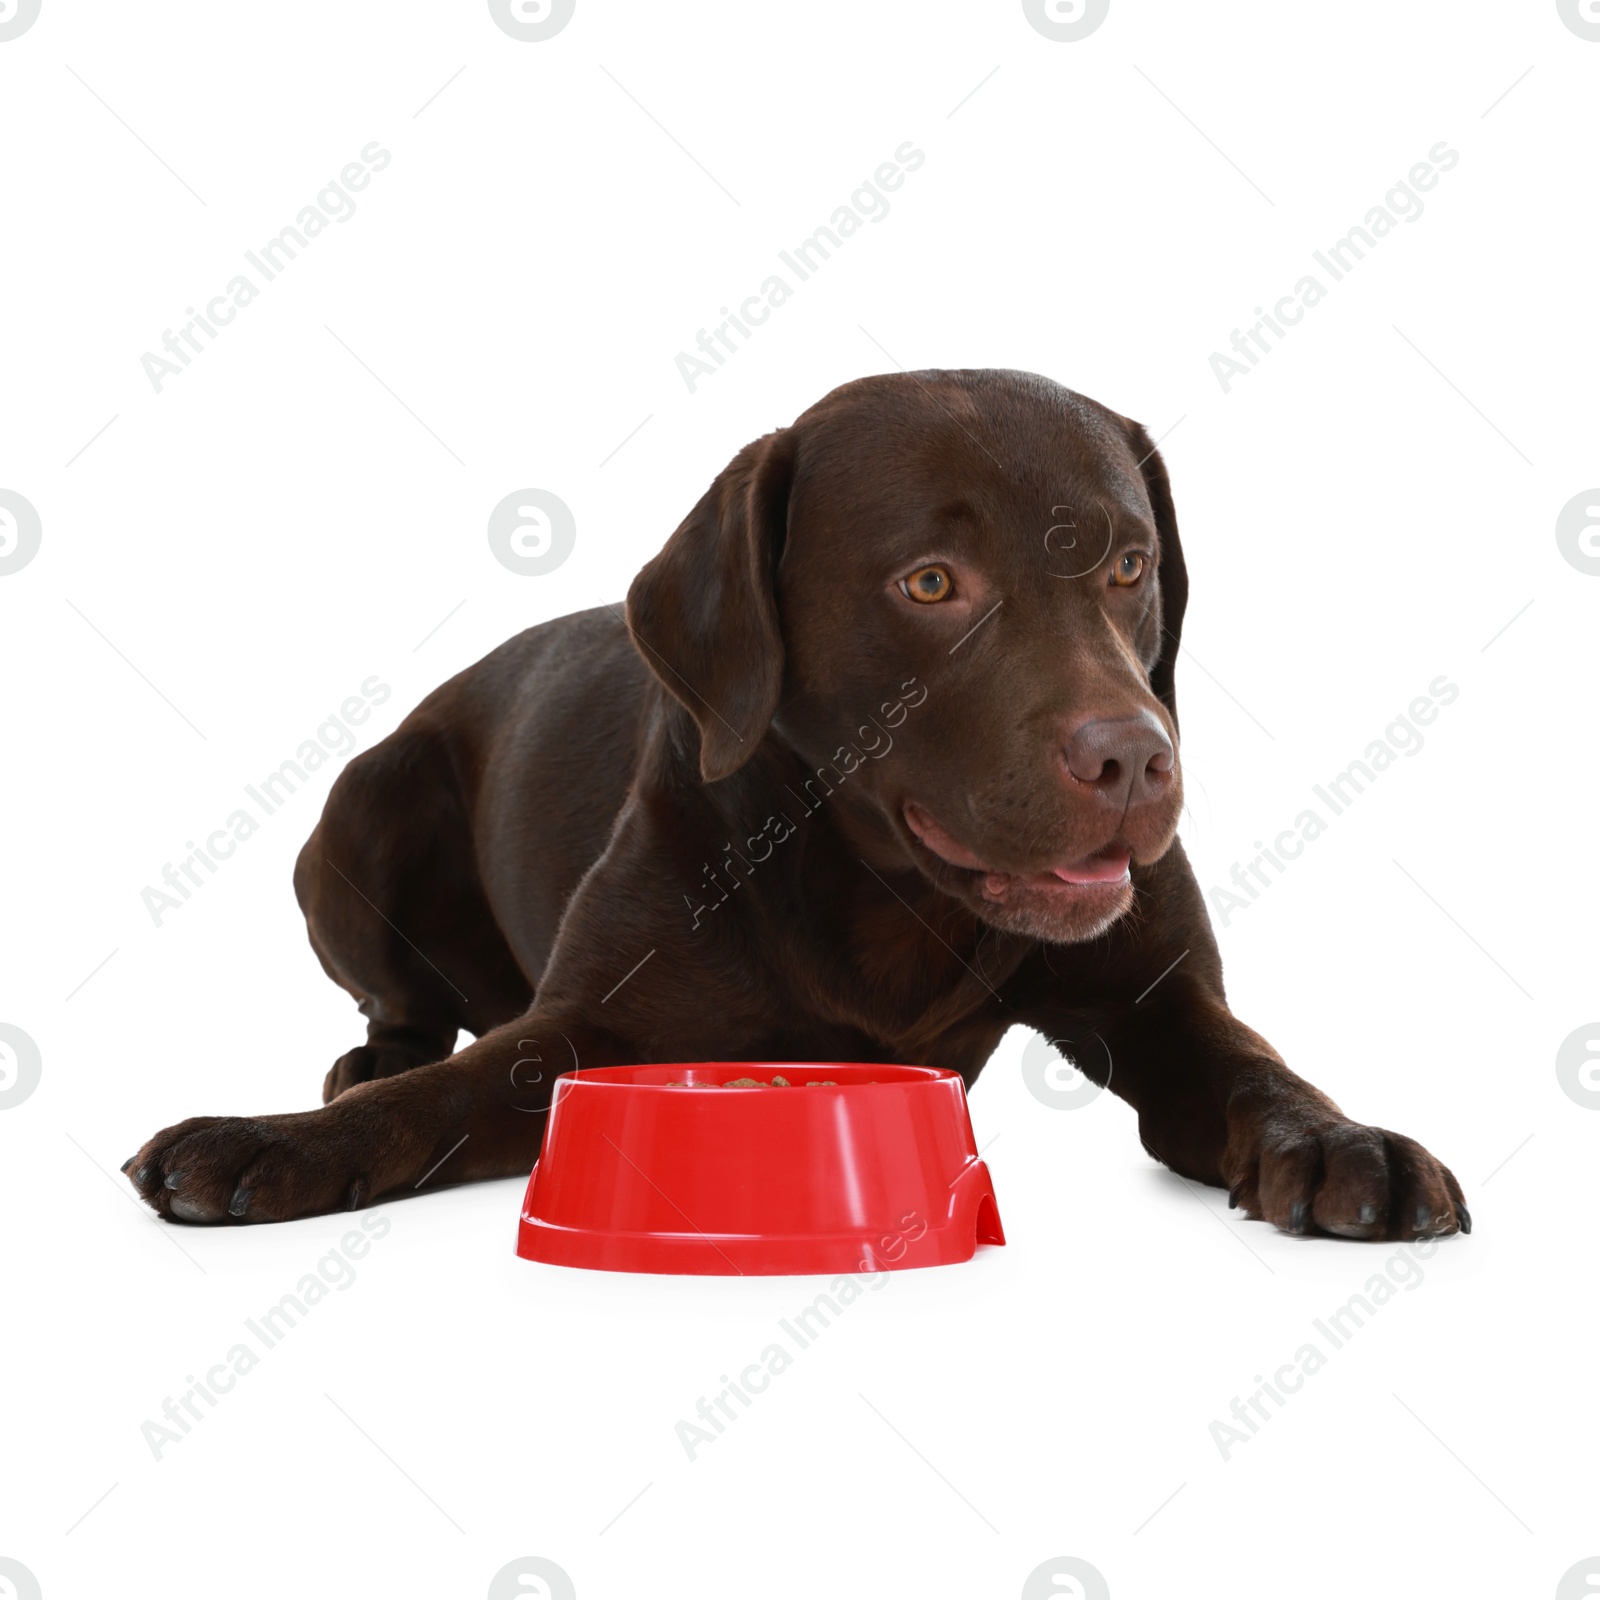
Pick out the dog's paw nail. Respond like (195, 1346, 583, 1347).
(1455, 1203, 1471, 1235)
(1288, 1201, 1309, 1235)
(1414, 1203, 1432, 1234)
(133, 1164, 153, 1186)
(1358, 1203, 1377, 1225)
(120, 1155, 138, 1174)
(346, 1178, 368, 1211)
(163, 1170, 186, 1190)
(228, 1187, 254, 1219)
(1227, 1183, 1243, 1210)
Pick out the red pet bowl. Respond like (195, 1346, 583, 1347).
(516, 1062, 1005, 1276)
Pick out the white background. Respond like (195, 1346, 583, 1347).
(2, 2, 1597, 1597)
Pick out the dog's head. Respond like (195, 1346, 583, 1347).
(626, 369, 1187, 944)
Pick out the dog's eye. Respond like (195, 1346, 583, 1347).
(1111, 552, 1146, 587)
(901, 565, 953, 603)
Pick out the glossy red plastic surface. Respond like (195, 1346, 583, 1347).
(517, 1062, 1005, 1275)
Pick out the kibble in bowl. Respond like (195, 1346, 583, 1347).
(663, 1073, 837, 1088)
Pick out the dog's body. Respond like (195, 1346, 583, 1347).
(129, 370, 1467, 1241)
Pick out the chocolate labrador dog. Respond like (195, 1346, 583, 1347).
(127, 369, 1467, 1240)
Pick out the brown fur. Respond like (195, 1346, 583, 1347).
(127, 370, 1467, 1242)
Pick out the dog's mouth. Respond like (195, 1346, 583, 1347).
(901, 800, 1132, 903)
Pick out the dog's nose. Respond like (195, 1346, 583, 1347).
(1064, 712, 1174, 806)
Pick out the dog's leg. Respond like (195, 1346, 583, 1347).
(321, 1018, 461, 1105)
(125, 1012, 623, 1223)
(1015, 849, 1468, 1241)
(294, 728, 536, 1105)
(1095, 986, 1465, 1239)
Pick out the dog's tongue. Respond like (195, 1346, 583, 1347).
(906, 801, 1132, 887)
(1052, 845, 1132, 885)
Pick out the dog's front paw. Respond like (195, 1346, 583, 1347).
(123, 1112, 373, 1224)
(1229, 1119, 1469, 1241)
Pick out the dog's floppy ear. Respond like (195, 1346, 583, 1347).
(1124, 420, 1188, 724)
(626, 428, 795, 783)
